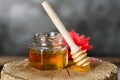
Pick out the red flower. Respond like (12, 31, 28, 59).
(63, 30, 92, 59)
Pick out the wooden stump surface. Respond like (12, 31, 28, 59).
(1, 58, 118, 80)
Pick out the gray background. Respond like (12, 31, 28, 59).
(0, 0, 120, 57)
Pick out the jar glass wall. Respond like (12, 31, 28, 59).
(29, 32, 68, 70)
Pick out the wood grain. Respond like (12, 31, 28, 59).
(1, 58, 118, 80)
(0, 56, 25, 66)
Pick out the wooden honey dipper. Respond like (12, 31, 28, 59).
(41, 1, 91, 68)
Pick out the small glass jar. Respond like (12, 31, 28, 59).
(29, 32, 68, 70)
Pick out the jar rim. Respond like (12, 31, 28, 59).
(33, 32, 65, 47)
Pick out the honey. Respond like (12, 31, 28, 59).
(70, 64, 92, 72)
(29, 32, 68, 70)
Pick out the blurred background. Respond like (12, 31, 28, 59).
(0, 0, 120, 57)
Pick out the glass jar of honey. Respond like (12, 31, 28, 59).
(29, 32, 68, 70)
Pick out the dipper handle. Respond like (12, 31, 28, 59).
(41, 1, 79, 52)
